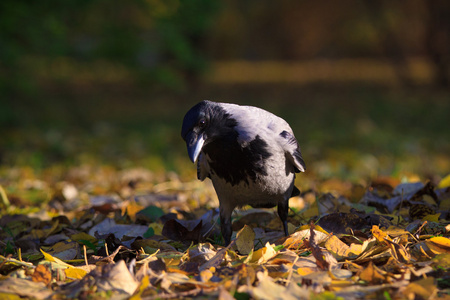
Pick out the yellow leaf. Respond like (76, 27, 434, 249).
(71, 232, 97, 243)
(296, 224, 330, 235)
(247, 242, 277, 264)
(297, 267, 316, 276)
(422, 213, 440, 222)
(403, 277, 437, 300)
(0, 293, 22, 300)
(40, 249, 71, 268)
(283, 228, 329, 248)
(425, 241, 449, 255)
(359, 261, 385, 283)
(429, 236, 450, 248)
(41, 249, 88, 279)
(129, 276, 150, 300)
(148, 223, 164, 235)
(325, 235, 364, 259)
(122, 202, 145, 220)
(64, 267, 87, 280)
(236, 225, 255, 255)
(371, 225, 390, 242)
(199, 269, 213, 282)
(438, 174, 450, 189)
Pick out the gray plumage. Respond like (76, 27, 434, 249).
(181, 100, 305, 245)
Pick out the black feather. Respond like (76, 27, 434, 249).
(280, 130, 306, 172)
(280, 130, 297, 145)
(203, 134, 272, 186)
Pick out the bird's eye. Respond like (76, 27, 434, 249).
(198, 119, 206, 128)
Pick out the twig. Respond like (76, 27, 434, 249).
(414, 220, 428, 238)
(83, 245, 88, 266)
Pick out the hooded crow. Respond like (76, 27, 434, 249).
(181, 100, 306, 245)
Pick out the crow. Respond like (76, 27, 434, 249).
(181, 100, 306, 245)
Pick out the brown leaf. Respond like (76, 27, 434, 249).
(303, 223, 329, 270)
(317, 212, 370, 235)
(371, 225, 390, 243)
(92, 260, 139, 295)
(162, 218, 203, 243)
(199, 242, 233, 271)
(401, 277, 437, 300)
(31, 265, 52, 285)
(359, 261, 386, 284)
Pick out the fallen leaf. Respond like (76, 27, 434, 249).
(371, 225, 390, 243)
(94, 260, 139, 295)
(247, 242, 278, 265)
(44, 240, 79, 260)
(283, 227, 329, 249)
(438, 174, 450, 189)
(324, 235, 365, 260)
(31, 264, 52, 285)
(199, 242, 232, 271)
(162, 218, 203, 243)
(318, 212, 370, 235)
(250, 271, 310, 300)
(422, 213, 440, 222)
(235, 225, 255, 255)
(428, 236, 450, 248)
(0, 278, 52, 299)
(129, 275, 150, 300)
(70, 232, 97, 244)
(401, 277, 437, 300)
(136, 205, 164, 223)
(40, 249, 88, 279)
(88, 218, 149, 240)
(359, 261, 386, 284)
(431, 253, 450, 269)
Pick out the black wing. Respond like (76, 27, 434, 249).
(280, 130, 306, 173)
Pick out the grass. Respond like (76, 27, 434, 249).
(1, 63, 449, 184)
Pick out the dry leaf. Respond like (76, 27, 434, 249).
(31, 265, 52, 285)
(0, 278, 53, 299)
(428, 236, 450, 249)
(371, 225, 390, 243)
(235, 225, 255, 255)
(359, 261, 386, 284)
(94, 260, 139, 295)
(401, 277, 437, 299)
(247, 242, 278, 265)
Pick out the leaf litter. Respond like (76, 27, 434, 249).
(0, 166, 449, 299)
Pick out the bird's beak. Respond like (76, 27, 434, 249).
(186, 131, 205, 163)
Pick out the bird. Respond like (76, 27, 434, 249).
(181, 100, 306, 245)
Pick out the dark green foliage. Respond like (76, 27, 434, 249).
(0, 0, 220, 98)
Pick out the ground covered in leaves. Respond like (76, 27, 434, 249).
(1, 166, 450, 299)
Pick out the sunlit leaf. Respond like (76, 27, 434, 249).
(428, 237, 450, 249)
(438, 174, 450, 189)
(235, 225, 255, 255)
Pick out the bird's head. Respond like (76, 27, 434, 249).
(181, 100, 237, 163)
(181, 101, 213, 163)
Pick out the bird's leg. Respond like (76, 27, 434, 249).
(277, 199, 290, 236)
(220, 209, 232, 246)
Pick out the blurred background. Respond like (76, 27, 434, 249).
(1, 0, 449, 183)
